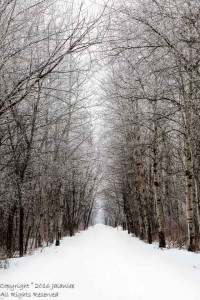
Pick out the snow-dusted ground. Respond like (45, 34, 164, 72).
(0, 225, 199, 300)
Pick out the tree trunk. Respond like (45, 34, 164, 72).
(6, 204, 17, 257)
(153, 122, 166, 248)
(185, 139, 196, 251)
(19, 206, 24, 257)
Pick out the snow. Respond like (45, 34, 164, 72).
(0, 224, 199, 300)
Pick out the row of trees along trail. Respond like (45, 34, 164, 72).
(0, 0, 105, 259)
(101, 0, 200, 252)
(1, 0, 200, 260)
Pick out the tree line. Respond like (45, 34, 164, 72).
(102, 0, 200, 252)
(0, 0, 104, 258)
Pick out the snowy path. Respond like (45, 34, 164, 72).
(0, 225, 200, 300)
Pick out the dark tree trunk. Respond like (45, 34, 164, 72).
(159, 231, 166, 248)
(147, 223, 152, 244)
(188, 235, 196, 252)
(69, 227, 74, 237)
(55, 229, 61, 246)
(6, 204, 17, 257)
(24, 225, 32, 254)
(19, 206, 24, 257)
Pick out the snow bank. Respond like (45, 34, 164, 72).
(0, 225, 199, 300)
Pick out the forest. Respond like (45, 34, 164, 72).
(0, 0, 200, 261)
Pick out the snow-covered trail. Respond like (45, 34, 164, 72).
(0, 225, 200, 300)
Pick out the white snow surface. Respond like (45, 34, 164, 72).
(0, 224, 200, 300)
